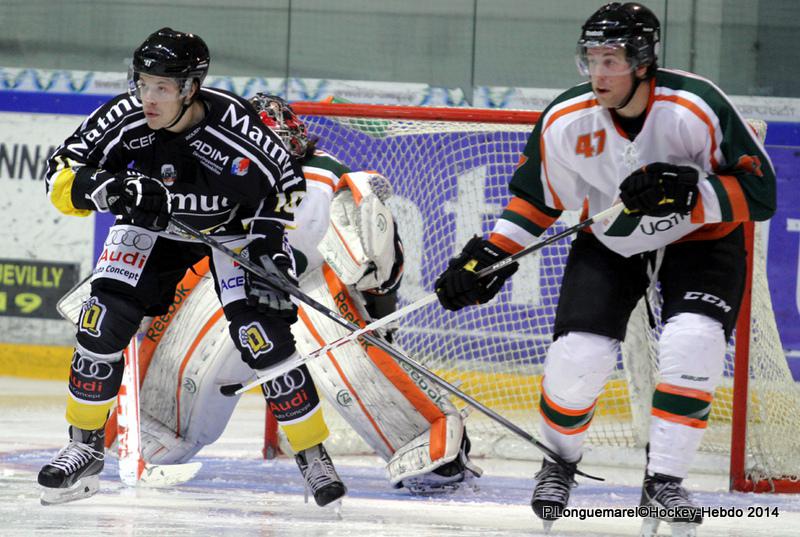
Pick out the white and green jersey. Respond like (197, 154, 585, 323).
(287, 149, 351, 272)
(489, 68, 776, 258)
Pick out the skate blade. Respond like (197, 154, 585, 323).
(40, 475, 100, 506)
(541, 519, 555, 534)
(640, 517, 660, 537)
(404, 474, 480, 496)
(405, 481, 464, 495)
(328, 498, 344, 520)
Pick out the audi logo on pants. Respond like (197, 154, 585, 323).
(261, 368, 307, 399)
(105, 228, 155, 250)
(71, 354, 114, 380)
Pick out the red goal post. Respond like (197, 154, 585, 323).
(261, 102, 800, 494)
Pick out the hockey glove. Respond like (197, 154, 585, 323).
(241, 236, 298, 323)
(103, 170, 172, 231)
(364, 228, 405, 297)
(619, 162, 699, 217)
(434, 236, 518, 312)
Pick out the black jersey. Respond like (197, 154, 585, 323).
(45, 87, 304, 237)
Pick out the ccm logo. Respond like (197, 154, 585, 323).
(683, 291, 732, 313)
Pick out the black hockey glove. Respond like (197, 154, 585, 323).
(619, 162, 699, 217)
(241, 237, 298, 323)
(434, 236, 518, 312)
(105, 171, 172, 231)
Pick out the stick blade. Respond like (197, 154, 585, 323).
(137, 462, 202, 487)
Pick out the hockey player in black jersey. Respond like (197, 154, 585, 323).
(39, 27, 345, 506)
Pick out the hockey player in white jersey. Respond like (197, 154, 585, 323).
(127, 94, 481, 495)
(435, 3, 775, 536)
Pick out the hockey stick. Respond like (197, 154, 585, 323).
(287, 203, 626, 361)
(223, 202, 625, 392)
(117, 335, 202, 487)
(57, 273, 201, 486)
(166, 217, 604, 482)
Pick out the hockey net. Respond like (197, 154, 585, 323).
(277, 102, 800, 493)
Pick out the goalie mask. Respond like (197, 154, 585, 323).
(250, 93, 310, 158)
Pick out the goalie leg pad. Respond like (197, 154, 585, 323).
(140, 412, 204, 464)
(386, 413, 483, 492)
(138, 276, 253, 464)
(539, 331, 619, 462)
(648, 312, 724, 478)
(296, 265, 468, 487)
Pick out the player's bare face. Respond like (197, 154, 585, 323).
(586, 47, 635, 109)
(136, 74, 184, 129)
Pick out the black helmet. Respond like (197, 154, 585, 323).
(250, 93, 310, 158)
(577, 2, 660, 77)
(129, 27, 210, 98)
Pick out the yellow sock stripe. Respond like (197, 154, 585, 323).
(280, 405, 329, 453)
(66, 396, 114, 430)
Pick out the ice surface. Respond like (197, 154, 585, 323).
(2, 377, 800, 537)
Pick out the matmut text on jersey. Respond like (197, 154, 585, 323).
(44, 87, 304, 237)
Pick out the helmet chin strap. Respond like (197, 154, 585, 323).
(162, 99, 191, 130)
(613, 72, 643, 111)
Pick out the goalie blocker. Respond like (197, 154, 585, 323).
(122, 170, 481, 492)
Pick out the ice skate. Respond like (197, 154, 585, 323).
(531, 458, 577, 532)
(38, 426, 105, 505)
(640, 472, 702, 537)
(295, 443, 347, 507)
